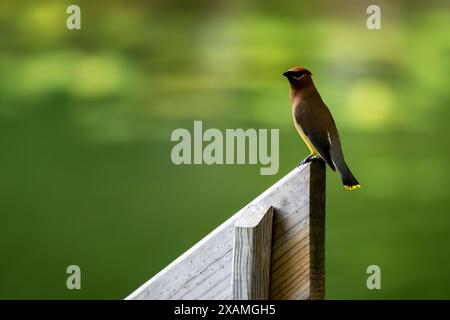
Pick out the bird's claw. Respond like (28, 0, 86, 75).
(298, 155, 320, 167)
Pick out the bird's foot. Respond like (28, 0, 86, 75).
(298, 155, 320, 167)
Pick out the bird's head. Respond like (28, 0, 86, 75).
(283, 67, 313, 88)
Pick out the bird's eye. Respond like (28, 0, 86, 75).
(292, 71, 305, 80)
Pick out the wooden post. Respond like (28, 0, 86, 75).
(126, 160, 325, 300)
(268, 159, 325, 300)
(309, 160, 326, 299)
(232, 206, 274, 300)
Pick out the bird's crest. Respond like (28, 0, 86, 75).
(286, 67, 312, 75)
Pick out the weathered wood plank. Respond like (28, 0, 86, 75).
(126, 159, 326, 300)
(232, 206, 274, 300)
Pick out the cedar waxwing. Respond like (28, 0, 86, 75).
(283, 67, 360, 190)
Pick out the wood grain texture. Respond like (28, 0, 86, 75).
(126, 160, 326, 300)
(309, 160, 326, 299)
(232, 206, 274, 300)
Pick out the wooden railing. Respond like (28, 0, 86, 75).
(126, 159, 326, 300)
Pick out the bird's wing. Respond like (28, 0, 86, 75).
(295, 103, 336, 171)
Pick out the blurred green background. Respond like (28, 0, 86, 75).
(0, 0, 449, 299)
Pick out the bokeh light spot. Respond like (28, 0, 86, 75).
(346, 80, 393, 130)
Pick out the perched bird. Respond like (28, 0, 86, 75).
(283, 67, 360, 190)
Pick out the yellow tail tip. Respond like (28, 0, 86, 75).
(344, 184, 361, 191)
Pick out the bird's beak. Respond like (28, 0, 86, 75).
(283, 71, 290, 77)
